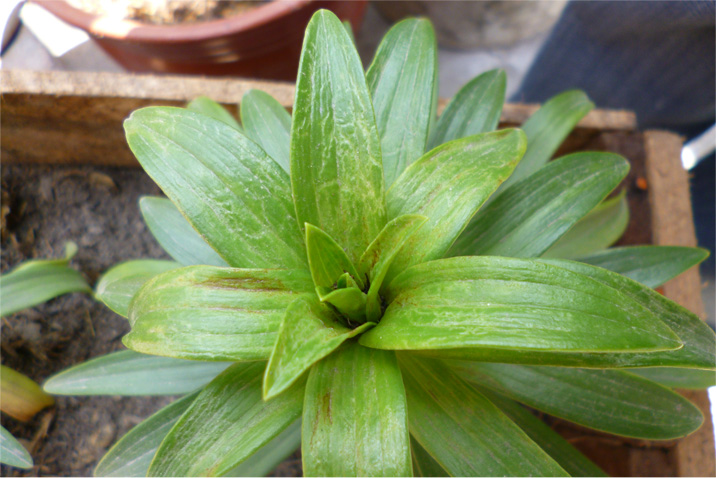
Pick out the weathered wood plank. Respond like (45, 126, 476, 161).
(644, 130, 715, 478)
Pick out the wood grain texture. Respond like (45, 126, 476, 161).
(644, 130, 715, 478)
(0, 70, 635, 166)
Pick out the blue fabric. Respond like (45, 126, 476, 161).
(512, 0, 715, 135)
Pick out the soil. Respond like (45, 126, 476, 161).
(0, 130, 665, 477)
(66, 0, 265, 25)
(0, 165, 302, 477)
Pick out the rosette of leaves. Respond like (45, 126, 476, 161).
(43, 10, 715, 477)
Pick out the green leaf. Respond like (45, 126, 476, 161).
(358, 215, 428, 321)
(316, 286, 368, 324)
(429, 69, 506, 149)
(225, 419, 301, 477)
(473, 386, 607, 477)
(399, 354, 568, 477)
(452, 362, 703, 440)
(124, 107, 306, 269)
(450, 152, 629, 258)
(94, 392, 198, 477)
(627, 368, 716, 389)
(291, 10, 387, 264)
(501, 90, 594, 189)
(0, 242, 90, 317)
(263, 295, 373, 400)
(577, 246, 710, 288)
(43, 350, 231, 396)
(302, 342, 411, 477)
(240, 89, 291, 173)
(410, 436, 448, 478)
(187, 96, 241, 131)
(366, 18, 437, 186)
(542, 190, 629, 259)
(149, 362, 304, 477)
(0, 425, 32, 470)
(95, 259, 179, 318)
(362, 256, 682, 353)
(139, 197, 229, 267)
(125, 266, 313, 361)
(305, 223, 363, 290)
(384, 129, 526, 285)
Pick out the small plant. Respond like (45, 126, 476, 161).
(44, 10, 714, 477)
(0, 243, 89, 469)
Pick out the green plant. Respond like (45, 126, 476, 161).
(0, 243, 89, 469)
(43, 10, 715, 477)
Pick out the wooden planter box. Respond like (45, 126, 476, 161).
(1, 70, 714, 477)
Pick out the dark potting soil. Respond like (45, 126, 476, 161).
(0, 164, 302, 477)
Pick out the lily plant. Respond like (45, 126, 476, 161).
(43, 10, 715, 477)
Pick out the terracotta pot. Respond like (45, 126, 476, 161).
(32, 0, 367, 80)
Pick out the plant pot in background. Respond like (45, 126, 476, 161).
(31, 0, 366, 80)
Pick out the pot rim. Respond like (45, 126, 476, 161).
(31, 0, 317, 43)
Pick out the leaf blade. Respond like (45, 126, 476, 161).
(542, 190, 629, 259)
(95, 259, 179, 318)
(429, 69, 506, 148)
(149, 362, 304, 477)
(139, 197, 229, 267)
(361, 256, 682, 354)
(263, 295, 373, 400)
(305, 223, 363, 290)
(385, 129, 526, 285)
(240, 89, 291, 173)
(577, 246, 710, 288)
(291, 10, 387, 264)
(0, 425, 32, 469)
(366, 18, 438, 186)
(125, 266, 313, 362)
(627, 368, 716, 389)
(42, 350, 231, 396)
(450, 152, 629, 258)
(124, 107, 306, 269)
(302, 342, 412, 477)
(94, 392, 198, 477)
(187, 96, 241, 131)
(452, 362, 704, 440)
(399, 355, 568, 477)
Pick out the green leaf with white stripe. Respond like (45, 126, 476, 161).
(366, 18, 437, 186)
(542, 189, 629, 259)
(125, 107, 306, 269)
(361, 256, 682, 354)
(627, 368, 716, 389)
(302, 342, 411, 477)
(429, 69, 506, 148)
(290, 10, 386, 264)
(0, 242, 90, 317)
(139, 197, 229, 267)
(95, 259, 179, 318)
(452, 362, 703, 440)
(305, 223, 363, 290)
(399, 355, 568, 477)
(263, 295, 373, 400)
(0, 425, 32, 469)
(577, 246, 709, 288)
(384, 129, 525, 286)
(187, 97, 241, 131)
(501, 90, 594, 189)
(149, 362, 304, 476)
(124, 266, 313, 361)
(43, 350, 231, 396)
(240, 89, 291, 173)
(450, 152, 629, 258)
(94, 392, 198, 477)
(472, 386, 606, 477)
